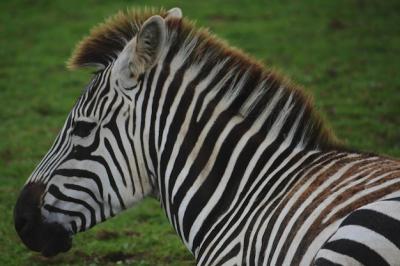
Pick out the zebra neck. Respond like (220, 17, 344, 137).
(142, 43, 340, 254)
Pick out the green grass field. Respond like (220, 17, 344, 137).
(0, 0, 399, 265)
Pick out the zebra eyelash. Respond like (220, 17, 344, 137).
(124, 84, 138, 91)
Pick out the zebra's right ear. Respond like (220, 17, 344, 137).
(129, 15, 166, 75)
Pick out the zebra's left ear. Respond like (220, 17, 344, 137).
(130, 15, 166, 75)
(166, 7, 183, 20)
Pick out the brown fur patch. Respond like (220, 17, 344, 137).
(273, 154, 400, 265)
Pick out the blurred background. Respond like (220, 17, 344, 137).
(0, 0, 399, 265)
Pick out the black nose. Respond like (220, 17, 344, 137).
(14, 182, 72, 257)
(14, 183, 46, 252)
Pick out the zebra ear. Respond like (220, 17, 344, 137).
(131, 15, 166, 74)
(166, 7, 182, 20)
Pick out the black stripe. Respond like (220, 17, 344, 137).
(97, 96, 109, 120)
(99, 139, 126, 202)
(314, 257, 342, 266)
(104, 100, 129, 186)
(125, 114, 137, 195)
(131, 87, 145, 194)
(108, 194, 114, 217)
(101, 91, 118, 121)
(70, 221, 77, 234)
(140, 67, 156, 182)
(323, 239, 389, 266)
(84, 71, 103, 115)
(383, 197, 400, 202)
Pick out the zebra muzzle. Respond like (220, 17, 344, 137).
(14, 182, 72, 257)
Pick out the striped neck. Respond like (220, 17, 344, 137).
(138, 28, 341, 255)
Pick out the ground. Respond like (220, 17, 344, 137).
(0, 0, 399, 265)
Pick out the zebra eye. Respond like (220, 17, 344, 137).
(72, 121, 97, 138)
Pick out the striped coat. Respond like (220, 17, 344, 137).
(14, 7, 400, 265)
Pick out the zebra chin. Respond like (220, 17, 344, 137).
(14, 182, 73, 257)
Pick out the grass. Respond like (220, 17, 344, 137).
(0, 0, 399, 265)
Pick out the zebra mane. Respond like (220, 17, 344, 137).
(68, 8, 169, 69)
(67, 7, 341, 150)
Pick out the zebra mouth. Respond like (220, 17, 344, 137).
(39, 222, 73, 257)
(15, 218, 73, 257)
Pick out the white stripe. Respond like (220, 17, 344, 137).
(359, 196, 400, 222)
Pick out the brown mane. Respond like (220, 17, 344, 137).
(68, 8, 168, 69)
(68, 7, 341, 150)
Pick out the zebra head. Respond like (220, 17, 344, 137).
(14, 8, 182, 257)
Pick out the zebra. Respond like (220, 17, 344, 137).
(13, 7, 400, 266)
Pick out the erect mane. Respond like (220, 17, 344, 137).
(68, 7, 341, 150)
(68, 8, 169, 69)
